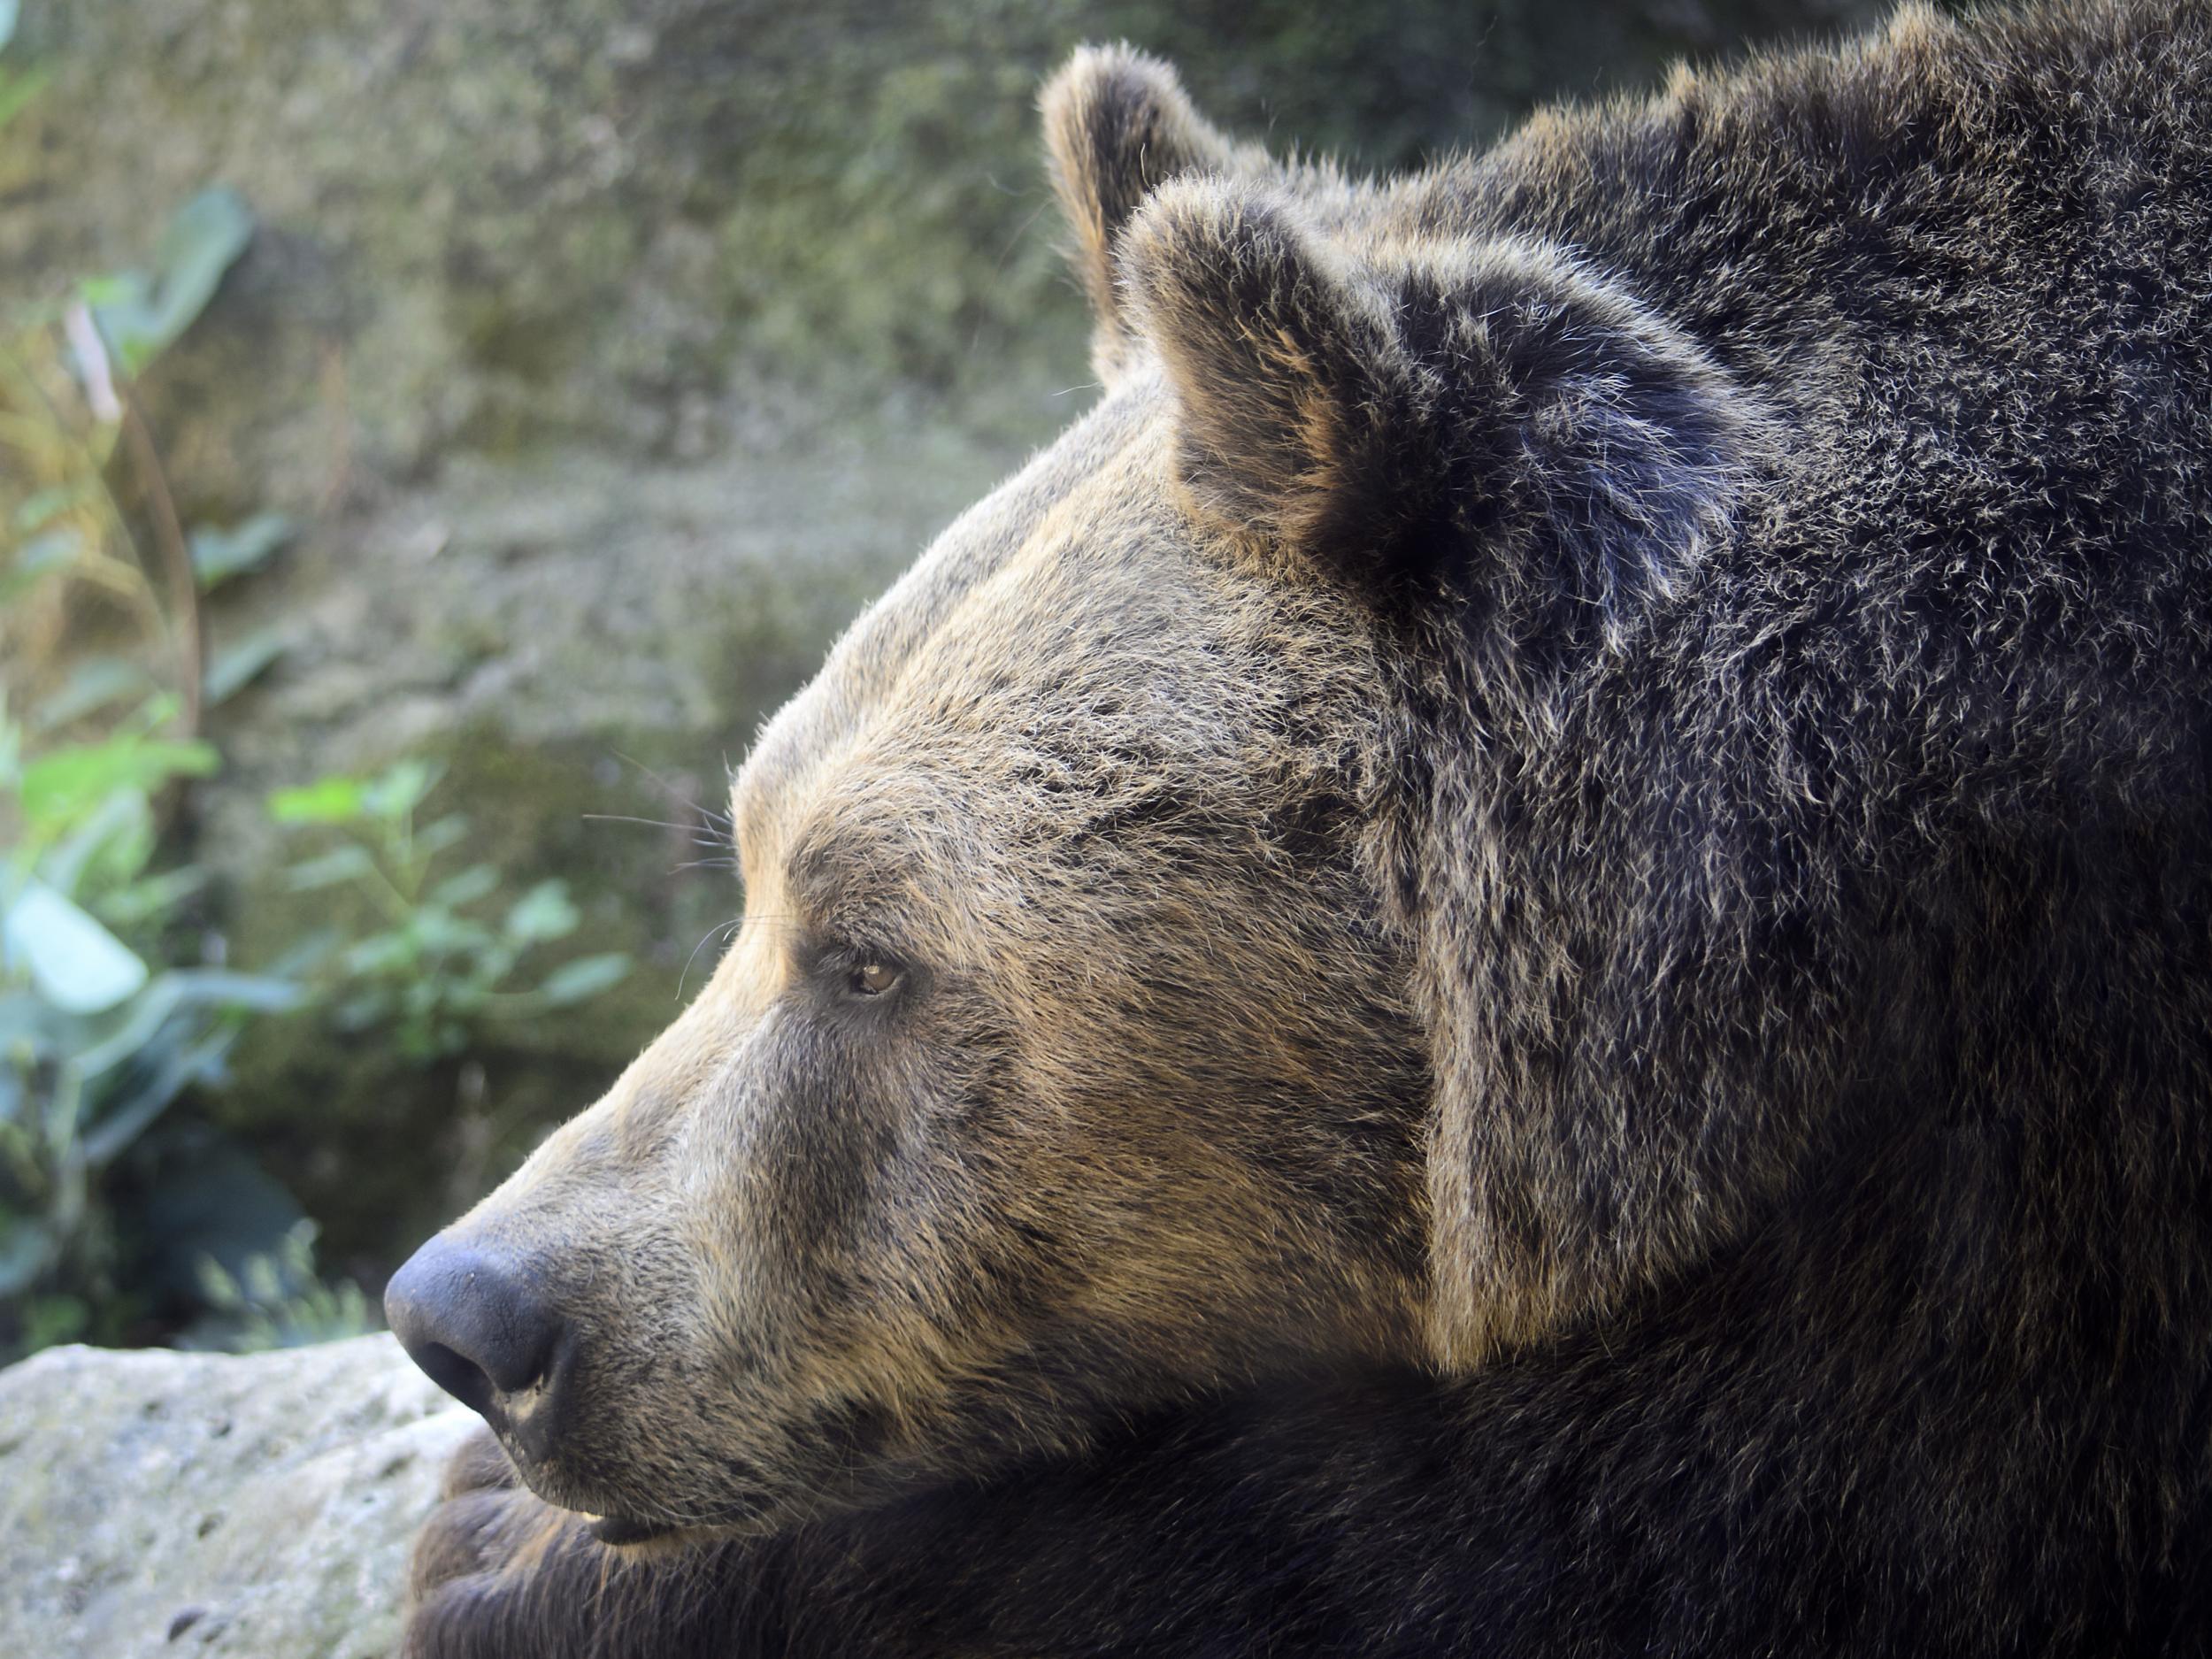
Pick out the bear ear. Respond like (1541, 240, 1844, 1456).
(1117, 180, 1426, 572)
(1041, 45, 1253, 383)
(1120, 177, 1764, 650)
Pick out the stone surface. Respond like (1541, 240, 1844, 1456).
(0, 1335, 475, 1659)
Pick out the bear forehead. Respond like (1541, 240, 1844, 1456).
(727, 378, 1383, 892)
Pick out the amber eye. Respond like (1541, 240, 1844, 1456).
(849, 961, 901, 997)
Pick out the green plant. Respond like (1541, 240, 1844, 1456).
(0, 4, 40, 128)
(189, 1219, 373, 1352)
(0, 181, 278, 720)
(271, 760, 632, 1063)
(0, 14, 334, 1359)
(2, 9, 282, 732)
(0, 696, 302, 1360)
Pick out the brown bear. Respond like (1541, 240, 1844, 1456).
(385, 3, 2212, 1653)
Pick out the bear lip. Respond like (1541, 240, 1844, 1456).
(586, 1513, 679, 1547)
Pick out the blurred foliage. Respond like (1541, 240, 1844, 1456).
(0, 174, 280, 720)
(189, 1218, 373, 1352)
(0, 15, 631, 1363)
(269, 758, 630, 1064)
(0, 693, 306, 1362)
(80, 188, 256, 380)
(208, 729, 716, 1286)
(0, 17, 319, 1359)
(0, 3, 40, 134)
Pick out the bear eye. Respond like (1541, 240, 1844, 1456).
(849, 961, 901, 997)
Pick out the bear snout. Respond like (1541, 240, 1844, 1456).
(384, 1237, 569, 1435)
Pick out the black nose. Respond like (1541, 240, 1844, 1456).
(383, 1239, 563, 1423)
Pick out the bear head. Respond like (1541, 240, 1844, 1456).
(385, 45, 1776, 1547)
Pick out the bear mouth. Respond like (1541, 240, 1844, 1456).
(586, 1514, 680, 1547)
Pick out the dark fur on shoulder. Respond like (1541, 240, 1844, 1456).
(401, 4, 2212, 1654)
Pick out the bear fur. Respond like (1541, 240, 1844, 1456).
(396, 3, 2212, 1653)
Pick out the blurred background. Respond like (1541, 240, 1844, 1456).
(0, 0, 1884, 1363)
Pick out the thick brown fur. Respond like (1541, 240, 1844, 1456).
(400, 4, 2212, 1654)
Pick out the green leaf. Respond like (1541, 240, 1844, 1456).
(131, 1134, 308, 1314)
(18, 734, 218, 835)
(65, 974, 193, 1079)
(267, 775, 367, 826)
(65, 968, 299, 1087)
(431, 864, 499, 909)
(38, 787, 152, 900)
(155, 969, 304, 1013)
(362, 759, 442, 822)
(2, 879, 149, 1014)
(204, 626, 288, 706)
(533, 952, 630, 1008)
(97, 864, 209, 928)
(339, 933, 414, 977)
(262, 927, 338, 979)
(75, 273, 138, 309)
(0, 62, 45, 130)
(0, 526, 82, 607)
(280, 844, 376, 891)
(196, 1256, 244, 1310)
(413, 814, 469, 860)
(79, 1025, 238, 1168)
(409, 908, 493, 957)
(153, 187, 257, 334)
(0, 988, 56, 1059)
(14, 483, 94, 533)
(189, 511, 291, 591)
(503, 879, 579, 945)
(91, 188, 256, 373)
(82, 275, 157, 373)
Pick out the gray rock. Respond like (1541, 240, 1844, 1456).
(0, 1336, 473, 1659)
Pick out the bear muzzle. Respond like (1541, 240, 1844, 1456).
(388, 1228, 768, 1543)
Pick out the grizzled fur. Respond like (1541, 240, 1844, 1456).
(402, 3, 2212, 1654)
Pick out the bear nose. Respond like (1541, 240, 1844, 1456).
(383, 1239, 563, 1422)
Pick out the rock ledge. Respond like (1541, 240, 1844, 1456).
(0, 1335, 474, 1659)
